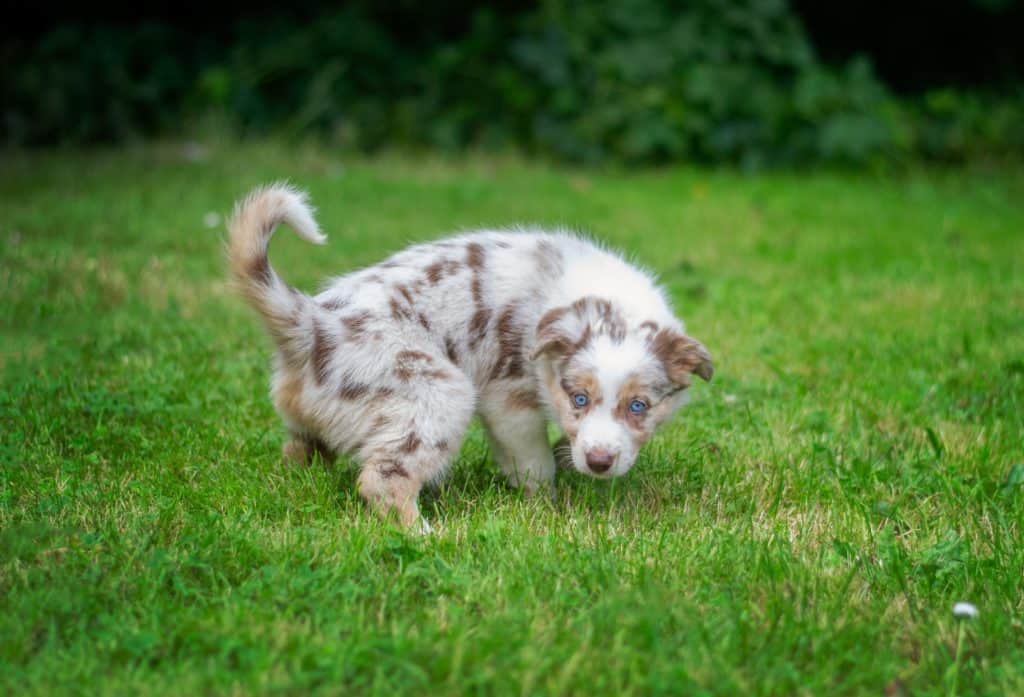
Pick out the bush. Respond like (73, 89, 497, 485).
(2, 24, 201, 144)
(907, 88, 1024, 162)
(2, 0, 1022, 166)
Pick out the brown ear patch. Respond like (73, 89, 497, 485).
(531, 306, 583, 360)
(649, 329, 713, 385)
(537, 306, 569, 332)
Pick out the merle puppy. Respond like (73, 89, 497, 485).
(229, 184, 712, 530)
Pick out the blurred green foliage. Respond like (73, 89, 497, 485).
(3, 0, 1023, 165)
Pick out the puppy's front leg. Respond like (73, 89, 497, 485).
(481, 399, 556, 497)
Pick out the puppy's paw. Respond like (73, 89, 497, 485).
(281, 439, 312, 466)
(282, 437, 334, 467)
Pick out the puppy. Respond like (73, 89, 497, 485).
(228, 184, 712, 530)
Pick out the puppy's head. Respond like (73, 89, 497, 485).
(531, 297, 712, 478)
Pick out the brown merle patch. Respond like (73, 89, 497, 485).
(533, 311, 592, 361)
(425, 260, 444, 284)
(417, 313, 432, 331)
(536, 306, 569, 335)
(341, 311, 373, 338)
(466, 242, 486, 270)
(389, 296, 414, 322)
(399, 432, 422, 454)
(395, 350, 448, 381)
(444, 336, 460, 365)
(339, 381, 371, 400)
(506, 388, 540, 410)
(490, 303, 525, 380)
(468, 308, 492, 348)
(572, 297, 626, 341)
(311, 319, 336, 385)
(247, 255, 274, 286)
(320, 297, 349, 312)
(379, 461, 410, 479)
(533, 298, 630, 360)
(395, 284, 414, 305)
(425, 258, 461, 284)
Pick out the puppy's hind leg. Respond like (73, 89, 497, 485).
(355, 360, 475, 532)
(282, 434, 335, 466)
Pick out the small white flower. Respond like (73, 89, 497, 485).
(953, 601, 979, 619)
(203, 212, 221, 229)
(723, 393, 738, 404)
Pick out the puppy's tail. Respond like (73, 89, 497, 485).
(227, 183, 326, 344)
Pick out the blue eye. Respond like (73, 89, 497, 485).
(572, 393, 589, 408)
(629, 399, 647, 414)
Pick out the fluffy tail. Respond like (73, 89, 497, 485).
(227, 183, 326, 345)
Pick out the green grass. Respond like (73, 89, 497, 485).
(2, 142, 1023, 695)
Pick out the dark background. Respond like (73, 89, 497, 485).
(6, 0, 1021, 90)
(3, 0, 1022, 164)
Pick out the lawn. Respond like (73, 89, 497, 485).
(2, 142, 1023, 695)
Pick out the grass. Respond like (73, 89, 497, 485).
(1, 141, 1023, 695)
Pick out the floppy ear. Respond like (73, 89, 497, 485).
(530, 305, 590, 360)
(650, 328, 713, 384)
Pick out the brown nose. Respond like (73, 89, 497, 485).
(585, 448, 615, 473)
